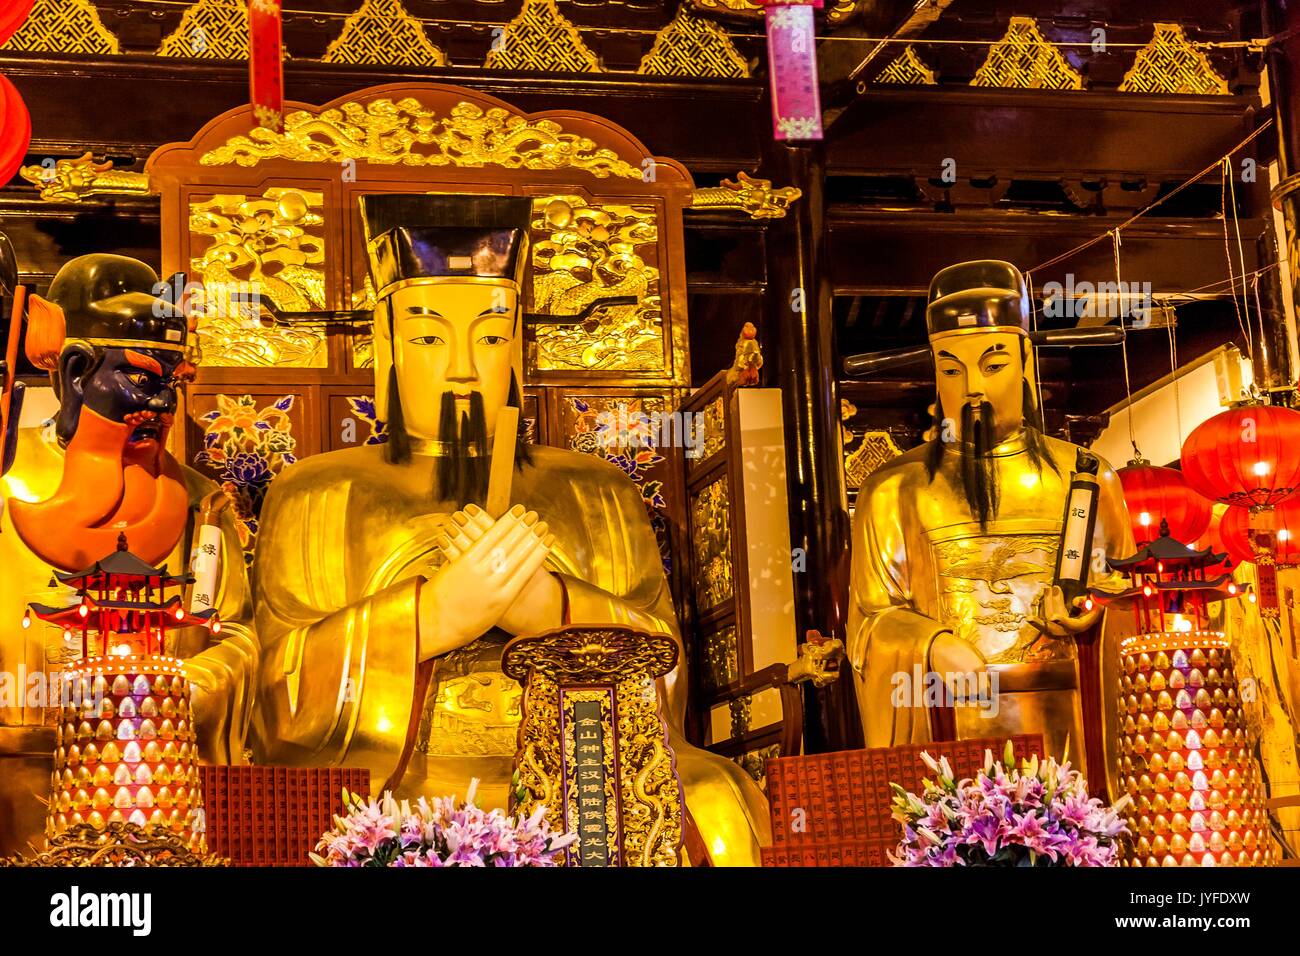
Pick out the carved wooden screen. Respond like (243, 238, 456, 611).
(145, 83, 691, 593)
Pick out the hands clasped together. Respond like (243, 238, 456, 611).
(417, 503, 564, 661)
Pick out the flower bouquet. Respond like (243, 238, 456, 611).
(889, 741, 1131, 867)
(311, 779, 577, 867)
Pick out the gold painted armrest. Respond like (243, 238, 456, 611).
(689, 171, 801, 220)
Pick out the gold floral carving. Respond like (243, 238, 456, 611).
(825, 0, 860, 26)
(0, 823, 225, 867)
(690, 171, 801, 220)
(19, 152, 151, 204)
(188, 188, 328, 368)
(157, 0, 248, 59)
(691, 477, 734, 610)
(505, 627, 683, 867)
(686, 0, 763, 18)
(844, 429, 903, 489)
(530, 196, 664, 373)
(875, 46, 938, 86)
(1119, 23, 1230, 96)
(971, 17, 1083, 91)
(322, 0, 448, 67)
(483, 0, 601, 73)
(702, 623, 739, 691)
(2, 0, 120, 54)
(199, 99, 642, 179)
(637, 9, 750, 79)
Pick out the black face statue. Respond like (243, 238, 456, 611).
(55, 344, 189, 453)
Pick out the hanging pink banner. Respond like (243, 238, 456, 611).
(761, 0, 823, 141)
(248, 0, 285, 132)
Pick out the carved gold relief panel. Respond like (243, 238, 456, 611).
(187, 187, 329, 368)
(690, 476, 734, 611)
(529, 196, 666, 375)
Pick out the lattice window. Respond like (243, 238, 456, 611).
(157, 0, 248, 60)
(1119, 23, 1229, 96)
(321, 0, 448, 67)
(2, 0, 120, 55)
(875, 46, 937, 86)
(483, 0, 601, 73)
(637, 9, 750, 79)
(971, 17, 1082, 91)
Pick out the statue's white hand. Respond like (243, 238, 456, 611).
(436, 503, 562, 638)
(928, 631, 987, 699)
(1027, 584, 1100, 638)
(418, 504, 553, 659)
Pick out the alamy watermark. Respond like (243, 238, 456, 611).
(594, 405, 706, 458)
(1042, 274, 1153, 325)
(890, 665, 1001, 719)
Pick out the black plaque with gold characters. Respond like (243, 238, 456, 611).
(503, 626, 684, 867)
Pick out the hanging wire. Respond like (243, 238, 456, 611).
(1028, 120, 1273, 276)
(1225, 158, 1267, 358)
(1113, 230, 1141, 461)
(1166, 300, 1184, 447)
(1221, 159, 1255, 356)
(117, 0, 1272, 48)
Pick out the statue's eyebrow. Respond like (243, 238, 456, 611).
(123, 349, 163, 375)
(938, 350, 959, 360)
(404, 306, 444, 317)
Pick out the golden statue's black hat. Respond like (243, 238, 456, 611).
(46, 254, 187, 350)
(926, 259, 1030, 338)
(360, 193, 532, 299)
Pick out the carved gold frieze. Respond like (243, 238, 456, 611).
(483, 0, 601, 73)
(875, 46, 938, 86)
(504, 628, 683, 867)
(971, 17, 1083, 91)
(637, 9, 750, 79)
(199, 99, 643, 180)
(530, 196, 664, 373)
(188, 187, 327, 368)
(157, 0, 248, 59)
(2, 0, 120, 54)
(19, 152, 151, 203)
(1119, 23, 1230, 96)
(689, 171, 800, 220)
(322, 0, 448, 67)
(0, 822, 224, 867)
(728, 693, 751, 739)
(691, 476, 734, 610)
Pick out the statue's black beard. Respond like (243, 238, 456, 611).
(961, 400, 1000, 532)
(384, 365, 530, 509)
(923, 380, 1058, 532)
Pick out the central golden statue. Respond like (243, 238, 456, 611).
(248, 194, 768, 864)
(847, 261, 1134, 783)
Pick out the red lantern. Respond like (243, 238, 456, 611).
(0, 75, 31, 187)
(1117, 459, 1213, 545)
(1180, 403, 1300, 508)
(1218, 498, 1300, 568)
(0, 1, 35, 46)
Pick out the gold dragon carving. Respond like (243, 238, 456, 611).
(199, 98, 644, 179)
(188, 187, 328, 368)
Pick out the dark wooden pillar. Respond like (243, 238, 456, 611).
(1263, 0, 1300, 397)
(762, 141, 860, 752)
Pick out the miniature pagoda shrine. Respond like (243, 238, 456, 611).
(24, 534, 216, 851)
(1087, 521, 1270, 867)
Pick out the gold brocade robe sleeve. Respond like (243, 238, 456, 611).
(248, 445, 686, 787)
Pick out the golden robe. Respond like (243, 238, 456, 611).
(249, 442, 770, 865)
(847, 431, 1134, 788)
(0, 423, 257, 856)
